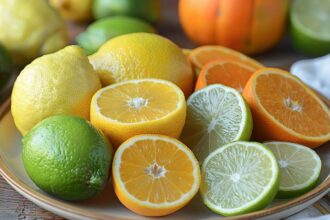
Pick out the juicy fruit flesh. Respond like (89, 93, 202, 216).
(118, 138, 197, 204)
(265, 142, 321, 190)
(180, 85, 248, 162)
(190, 46, 264, 70)
(202, 142, 278, 212)
(255, 73, 330, 136)
(97, 81, 180, 123)
(204, 61, 255, 92)
(292, 0, 330, 39)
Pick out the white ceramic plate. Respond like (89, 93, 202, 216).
(0, 99, 329, 220)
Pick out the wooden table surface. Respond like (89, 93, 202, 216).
(0, 1, 315, 219)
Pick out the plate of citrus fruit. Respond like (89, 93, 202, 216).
(0, 33, 329, 219)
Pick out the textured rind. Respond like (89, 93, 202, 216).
(11, 46, 101, 135)
(22, 115, 112, 201)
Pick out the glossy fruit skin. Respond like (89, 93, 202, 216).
(179, 0, 289, 54)
(11, 46, 101, 135)
(89, 33, 194, 97)
(76, 16, 156, 55)
(93, 0, 161, 23)
(22, 115, 112, 201)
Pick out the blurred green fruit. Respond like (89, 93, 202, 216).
(290, 0, 330, 55)
(76, 16, 156, 55)
(93, 0, 161, 23)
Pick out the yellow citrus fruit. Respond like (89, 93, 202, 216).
(112, 134, 200, 216)
(11, 46, 101, 135)
(0, 0, 68, 66)
(90, 79, 186, 147)
(89, 33, 194, 97)
(49, 0, 93, 22)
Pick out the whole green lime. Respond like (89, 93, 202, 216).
(93, 0, 161, 23)
(290, 0, 330, 55)
(22, 115, 112, 201)
(76, 16, 156, 55)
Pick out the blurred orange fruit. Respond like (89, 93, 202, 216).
(195, 60, 255, 92)
(112, 134, 200, 216)
(179, 0, 289, 54)
(243, 68, 330, 147)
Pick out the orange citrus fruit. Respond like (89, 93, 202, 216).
(112, 135, 200, 216)
(112, 134, 200, 216)
(195, 60, 256, 92)
(90, 79, 186, 148)
(189, 45, 264, 72)
(243, 68, 330, 147)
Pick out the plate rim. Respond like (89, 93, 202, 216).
(0, 98, 329, 220)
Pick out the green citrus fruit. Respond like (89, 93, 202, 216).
(22, 115, 112, 201)
(201, 141, 279, 216)
(264, 141, 322, 198)
(290, 0, 330, 55)
(76, 16, 156, 55)
(180, 84, 253, 163)
(93, 0, 161, 23)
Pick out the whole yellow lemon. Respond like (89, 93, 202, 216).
(89, 33, 194, 97)
(11, 46, 101, 135)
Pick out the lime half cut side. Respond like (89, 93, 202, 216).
(201, 141, 279, 216)
(180, 84, 252, 163)
(264, 141, 322, 198)
(290, 0, 330, 55)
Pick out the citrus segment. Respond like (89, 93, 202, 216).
(201, 141, 279, 216)
(243, 68, 330, 147)
(112, 135, 200, 216)
(189, 45, 264, 71)
(264, 141, 322, 198)
(90, 79, 186, 147)
(180, 84, 252, 162)
(195, 60, 256, 92)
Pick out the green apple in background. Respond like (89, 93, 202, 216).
(76, 16, 156, 55)
(93, 0, 161, 23)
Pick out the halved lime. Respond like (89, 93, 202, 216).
(180, 84, 253, 163)
(201, 141, 279, 216)
(290, 0, 330, 55)
(264, 141, 322, 198)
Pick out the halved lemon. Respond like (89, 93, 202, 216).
(90, 79, 186, 147)
(112, 134, 201, 216)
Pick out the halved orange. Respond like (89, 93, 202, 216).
(189, 45, 264, 72)
(112, 134, 200, 216)
(195, 59, 256, 92)
(243, 68, 330, 147)
(90, 79, 186, 148)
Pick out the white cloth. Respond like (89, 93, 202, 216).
(290, 54, 330, 99)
